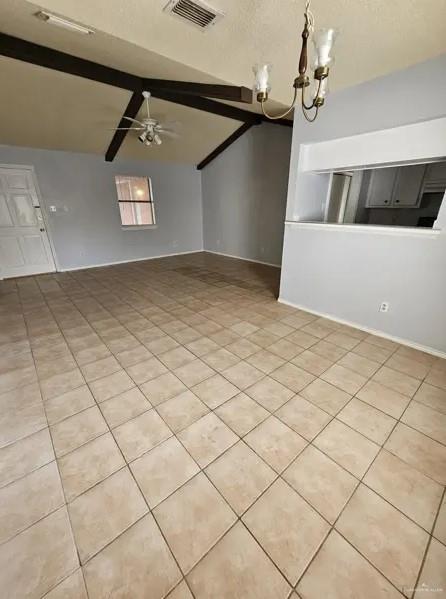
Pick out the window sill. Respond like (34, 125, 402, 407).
(121, 225, 158, 231)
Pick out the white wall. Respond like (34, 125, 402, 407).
(280, 54, 446, 354)
(0, 145, 203, 270)
(201, 123, 292, 266)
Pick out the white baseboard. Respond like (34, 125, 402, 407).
(58, 249, 203, 272)
(204, 249, 281, 268)
(278, 296, 446, 359)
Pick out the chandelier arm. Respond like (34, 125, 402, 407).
(260, 87, 298, 120)
(302, 104, 319, 122)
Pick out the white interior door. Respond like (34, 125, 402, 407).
(0, 166, 55, 279)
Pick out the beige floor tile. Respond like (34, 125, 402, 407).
(356, 380, 411, 418)
(0, 461, 64, 544)
(321, 364, 367, 395)
(247, 330, 281, 350)
(36, 355, 78, 380)
(226, 338, 262, 359)
(300, 378, 351, 416)
(402, 401, 446, 445)
(264, 321, 294, 338)
(314, 419, 380, 478)
(311, 339, 348, 361)
(364, 450, 443, 531)
(426, 366, 446, 391)
(83, 514, 181, 599)
(0, 364, 38, 394)
(414, 539, 446, 599)
(222, 361, 264, 390)
(50, 406, 108, 458)
(245, 376, 294, 411)
(140, 372, 187, 406)
(58, 433, 125, 501)
(192, 374, 239, 409)
(174, 358, 215, 387)
(352, 340, 394, 363)
(244, 416, 307, 473)
(178, 413, 238, 468)
(115, 345, 152, 368)
(246, 349, 285, 374)
(0, 507, 79, 599)
(243, 478, 329, 584)
(364, 334, 399, 351)
(69, 467, 147, 563)
(291, 349, 333, 376)
(154, 473, 236, 573)
(336, 485, 429, 593)
(276, 396, 332, 441)
(0, 427, 54, 488)
(414, 382, 446, 415)
(325, 331, 360, 351)
(230, 321, 259, 337)
(395, 345, 436, 366)
(271, 362, 315, 393)
(131, 437, 199, 508)
(337, 351, 381, 377)
(386, 354, 430, 381)
(100, 387, 151, 429)
(385, 423, 446, 484)
(300, 321, 333, 339)
(187, 522, 290, 599)
(80, 356, 121, 383)
(372, 366, 420, 397)
(286, 329, 319, 350)
(337, 398, 396, 445)
(88, 370, 135, 403)
(297, 530, 403, 599)
(44, 385, 95, 425)
(125, 356, 168, 385)
(268, 338, 302, 360)
(157, 390, 209, 433)
(201, 348, 239, 372)
(166, 580, 194, 599)
(43, 569, 87, 598)
(205, 441, 276, 515)
(171, 326, 202, 345)
(40, 369, 85, 401)
(215, 393, 269, 436)
(146, 334, 180, 355)
(433, 495, 446, 545)
(0, 398, 47, 448)
(159, 346, 196, 370)
(185, 336, 221, 357)
(113, 409, 172, 462)
(284, 445, 357, 523)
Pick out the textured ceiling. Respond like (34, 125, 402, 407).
(0, 0, 445, 163)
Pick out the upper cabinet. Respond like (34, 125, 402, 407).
(365, 165, 426, 208)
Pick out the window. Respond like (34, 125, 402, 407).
(324, 161, 446, 229)
(115, 175, 156, 227)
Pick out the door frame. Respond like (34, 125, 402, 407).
(0, 163, 58, 278)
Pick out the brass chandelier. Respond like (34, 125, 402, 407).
(253, 0, 337, 122)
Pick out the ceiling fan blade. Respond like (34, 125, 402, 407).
(107, 127, 144, 131)
(122, 116, 145, 125)
(159, 129, 180, 139)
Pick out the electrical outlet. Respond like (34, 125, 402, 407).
(379, 302, 389, 313)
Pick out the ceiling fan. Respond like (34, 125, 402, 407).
(111, 91, 180, 146)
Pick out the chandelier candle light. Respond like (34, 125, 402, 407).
(253, 0, 337, 122)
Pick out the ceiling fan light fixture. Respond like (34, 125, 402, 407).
(35, 11, 94, 35)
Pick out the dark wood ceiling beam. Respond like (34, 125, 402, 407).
(149, 89, 261, 123)
(105, 90, 144, 162)
(143, 79, 252, 103)
(197, 121, 260, 170)
(0, 33, 139, 91)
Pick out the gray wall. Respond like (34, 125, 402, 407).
(0, 145, 203, 270)
(201, 123, 292, 266)
(280, 54, 446, 354)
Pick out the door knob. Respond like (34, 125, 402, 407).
(39, 228, 45, 232)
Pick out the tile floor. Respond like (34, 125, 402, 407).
(0, 252, 445, 598)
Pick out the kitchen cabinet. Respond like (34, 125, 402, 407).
(365, 165, 426, 208)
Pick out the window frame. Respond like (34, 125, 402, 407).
(115, 175, 157, 230)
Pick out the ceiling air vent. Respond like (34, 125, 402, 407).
(164, 0, 224, 30)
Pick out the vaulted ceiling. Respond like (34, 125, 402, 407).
(0, 0, 445, 164)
